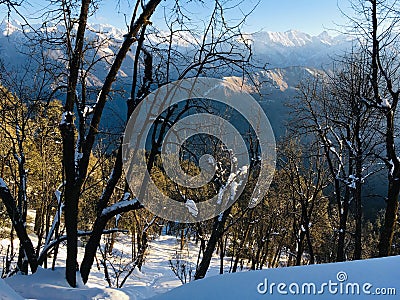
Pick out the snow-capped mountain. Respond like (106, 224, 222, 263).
(0, 20, 345, 134)
(246, 30, 351, 69)
(0, 20, 351, 73)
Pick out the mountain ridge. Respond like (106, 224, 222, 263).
(0, 19, 352, 70)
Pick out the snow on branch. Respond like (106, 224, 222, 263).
(45, 186, 65, 246)
(378, 97, 391, 109)
(60, 111, 74, 126)
(101, 198, 141, 218)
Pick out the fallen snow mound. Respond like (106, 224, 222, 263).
(0, 278, 24, 300)
(5, 267, 130, 300)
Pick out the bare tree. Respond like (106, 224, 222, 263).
(278, 138, 329, 265)
(293, 52, 380, 260)
(345, 0, 400, 256)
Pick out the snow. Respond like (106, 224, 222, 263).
(229, 181, 241, 201)
(217, 213, 223, 222)
(389, 159, 394, 176)
(5, 267, 129, 300)
(216, 164, 248, 205)
(101, 199, 139, 216)
(379, 97, 391, 108)
(1, 20, 23, 36)
(153, 256, 400, 300)
(83, 105, 95, 117)
(115, 214, 121, 227)
(217, 187, 225, 205)
(0, 178, 8, 189)
(60, 111, 74, 126)
(45, 188, 64, 246)
(123, 192, 131, 201)
(239, 166, 248, 176)
(0, 278, 24, 300)
(0, 220, 233, 300)
(185, 199, 199, 217)
(75, 151, 83, 161)
(1, 221, 400, 300)
(96, 91, 102, 104)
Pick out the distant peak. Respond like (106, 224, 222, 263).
(0, 18, 22, 36)
(318, 30, 330, 37)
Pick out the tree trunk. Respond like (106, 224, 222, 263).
(0, 179, 38, 273)
(219, 237, 224, 274)
(60, 0, 92, 287)
(80, 196, 141, 283)
(194, 209, 230, 280)
(378, 178, 400, 256)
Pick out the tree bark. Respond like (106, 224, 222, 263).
(80, 198, 142, 283)
(60, 0, 92, 287)
(0, 179, 38, 273)
(194, 208, 230, 280)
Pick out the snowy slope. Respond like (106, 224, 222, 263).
(2, 234, 227, 299)
(1, 213, 399, 300)
(0, 278, 24, 300)
(152, 256, 400, 300)
(5, 267, 130, 300)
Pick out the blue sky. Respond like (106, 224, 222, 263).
(92, 0, 352, 35)
(3, 0, 352, 35)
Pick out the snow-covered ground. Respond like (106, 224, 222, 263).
(154, 255, 400, 300)
(0, 227, 227, 299)
(1, 211, 399, 299)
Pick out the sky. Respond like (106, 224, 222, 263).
(2, 0, 353, 36)
(92, 0, 353, 35)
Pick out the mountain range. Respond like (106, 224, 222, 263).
(0, 19, 352, 134)
(0, 19, 352, 70)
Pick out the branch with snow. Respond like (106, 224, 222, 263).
(101, 198, 141, 218)
(45, 186, 65, 246)
(37, 228, 128, 265)
(378, 97, 391, 109)
(60, 111, 74, 126)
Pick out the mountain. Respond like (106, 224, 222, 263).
(0, 20, 351, 76)
(0, 20, 385, 215)
(224, 66, 327, 137)
(0, 20, 349, 132)
(246, 30, 351, 69)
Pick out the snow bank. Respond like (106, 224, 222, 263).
(5, 267, 130, 300)
(0, 279, 24, 300)
(152, 256, 400, 300)
(5, 235, 398, 300)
